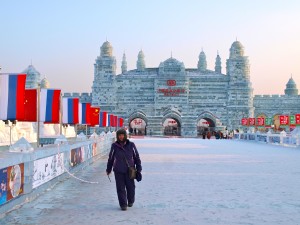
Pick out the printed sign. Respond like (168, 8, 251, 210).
(290, 115, 296, 126)
(0, 163, 25, 205)
(265, 118, 272, 127)
(296, 114, 300, 125)
(248, 118, 255, 126)
(33, 153, 64, 189)
(256, 117, 265, 126)
(241, 118, 248, 126)
(70, 147, 85, 167)
(280, 115, 289, 125)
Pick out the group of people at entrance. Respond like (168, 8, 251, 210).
(201, 130, 233, 139)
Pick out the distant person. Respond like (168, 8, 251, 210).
(207, 131, 211, 139)
(106, 129, 142, 211)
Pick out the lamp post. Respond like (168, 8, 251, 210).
(5, 120, 16, 146)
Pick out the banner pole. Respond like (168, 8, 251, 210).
(59, 93, 62, 135)
(37, 85, 40, 147)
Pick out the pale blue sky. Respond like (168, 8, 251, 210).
(1, 0, 300, 94)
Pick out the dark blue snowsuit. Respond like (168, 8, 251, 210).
(106, 139, 142, 208)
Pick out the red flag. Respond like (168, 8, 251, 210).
(118, 118, 124, 127)
(20, 89, 37, 122)
(110, 114, 114, 127)
(90, 107, 100, 126)
(114, 115, 118, 127)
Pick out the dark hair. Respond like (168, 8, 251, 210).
(116, 129, 127, 142)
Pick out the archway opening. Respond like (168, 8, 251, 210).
(129, 118, 147, 135)
(163, 118, 181, 136)
(197, 118, 215, 136)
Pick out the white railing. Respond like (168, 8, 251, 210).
(234, 130, 300, 147)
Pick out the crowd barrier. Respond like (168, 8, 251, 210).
(0, 132, 115, 216)
(234, 131, 300, 147)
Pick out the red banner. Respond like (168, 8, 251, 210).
(256, 117, 265, 126)
(241, 118, 248, 126)
(296, 114, 300, 125)
(280, 115, 289, 125)
(248, 118, 255, 126)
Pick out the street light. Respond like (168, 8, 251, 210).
(4, 120, 16, 146)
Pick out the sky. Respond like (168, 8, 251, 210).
(1, 0, 300, 95)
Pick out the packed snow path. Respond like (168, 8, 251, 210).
(1, 138, 300, 225)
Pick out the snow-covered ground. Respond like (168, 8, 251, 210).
(1, 138, 300, 225)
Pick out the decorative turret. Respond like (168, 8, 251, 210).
(136, 50, 146, 71)
(197, 50, 207, 72)
(229, 40, 245, 59)
(40, 77, 50, 88)
(94, 40, 116, 76)
(121, 52, 127, 74)
(285, 76, 298, 96)
(215, 52, 222, 74)
(22, 65, 41, 89)
(100, 41, 113, 57)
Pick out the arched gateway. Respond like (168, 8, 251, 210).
(127, 111, 148, 135)
(196, 112, 218, 136)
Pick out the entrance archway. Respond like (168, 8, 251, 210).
(197, 118, 215, 136)
(163, 118, 181, 136)
(129, 118, 147, 135)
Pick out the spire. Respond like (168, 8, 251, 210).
(121, 52, 127, 74)
(136, 50, 146, 72)
(197, 49, 207, 72)
(215, 51, 222, 74)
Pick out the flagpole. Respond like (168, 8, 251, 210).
(59, 93, 62, 135)
(37, 84, 40, 147)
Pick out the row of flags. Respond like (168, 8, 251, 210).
(241, 115, 300, 127)
(0, 74, 124, 127)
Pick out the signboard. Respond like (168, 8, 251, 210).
(256, 117, 265, 126)
(248, 118, 255, 126)
(290, 115, 296, 126)
(280, 115, 289, 126)
(158, 88, 185, 96)
(265, 118, 272, 128)
(241, 118, 248, 126)
(296, 114, 300, 126)
(167, 80, 176, 86)
(0, 163, 24, 205)
(33, 153, 64, 189)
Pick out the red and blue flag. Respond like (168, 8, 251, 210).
(99, 111, 108, 127)
(0, 74, 26, 120)
(79, 103, 91, 124)
(40, 89, 61, 123)
(63, 98, 79, 124)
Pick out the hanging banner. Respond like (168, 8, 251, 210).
(256, 118, 265, 127)
(241, 118, 248, 126)
(290, 115, 296, 127)
(280, 115, 289, 126)
(248, 118, 255, 126)
(296, 114, 300, 126)
(265, 118, 272, 128)
(70, 147, 85, 167)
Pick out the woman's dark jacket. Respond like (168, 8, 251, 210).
(106, 140, 142, 174)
